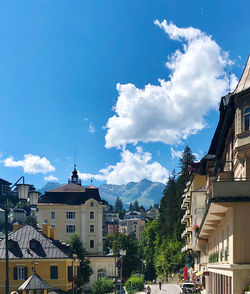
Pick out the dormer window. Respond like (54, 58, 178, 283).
(244, 107, 250, 131)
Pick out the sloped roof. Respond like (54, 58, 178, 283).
(18, 273, 52, 290)
(39, 185, 102, 205)
(0, 225, 72, 259)
(234, 55, 250, 94)
(49, 183, 86, 192)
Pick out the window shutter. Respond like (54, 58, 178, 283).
(68, 266, 73, 282)
(24, 267, 28, 280)
(14, 267, 17, 280)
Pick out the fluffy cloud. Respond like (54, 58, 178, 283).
(78, 147, 169, 185)
(105, 20, 238, 148)
(4, 154, 55, 174)
(44, 175, 58, 182)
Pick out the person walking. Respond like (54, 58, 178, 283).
(158, 281, 162, 290)
(146, 285, 151, 294)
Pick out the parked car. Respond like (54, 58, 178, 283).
(180, 282, 196, 293)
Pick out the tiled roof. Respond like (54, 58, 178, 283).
(18, 273, 52, 290)
(234, 55, 250, 94)
(0, 225, 72, 260)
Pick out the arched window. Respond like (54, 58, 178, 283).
(97, 269, 107, 280)
(244, 107, 250, 131)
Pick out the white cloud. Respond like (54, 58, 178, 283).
(78, 147, 169, 185)
(89, 122, 95, 133)
(3, 154, 55, 174)
(171, 148, 183, 160)
(104, 20, 238, 148)
(44, 175, 58, 182)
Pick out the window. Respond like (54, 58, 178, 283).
(14, 267, 27, 280)
(244, 107, 250, 131)
(90, 225, 94, 233)
(66, 225, 75, 233)
(66, 211, 75, 219)
(90, 202, 94, 207)
(90, 211, 94, 219)
(90, 240, 94, 248)
(97, 269, 107, 280)
(50, 266, 58, 279)
(51, 211, 55, 219)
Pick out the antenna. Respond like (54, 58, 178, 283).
(74, 149, 76, 166)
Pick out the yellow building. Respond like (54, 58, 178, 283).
(0, 224, 78, 294)
(119, 218, 145, 242)
(184, 56, 250, 294)
(37, 166, 115, 288)
(38, 166, 104, 254)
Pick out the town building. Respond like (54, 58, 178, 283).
(146, 207, 159, 220)
(37, 166, 115, 289)
(9, 208, 27, 224)
(119, 218, 145, 242)
(182, 55, 250, 293)
(104, 211, 119, 235)
(38, 165, 104, 254)
(0, 224, 79, 293)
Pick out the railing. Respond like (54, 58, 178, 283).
(211, 179, 250, 199)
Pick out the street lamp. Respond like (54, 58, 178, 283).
(4, 176, 29, 294)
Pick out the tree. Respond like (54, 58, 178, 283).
(129, 202, 133, 211)
(133, 200, 139, 211)
(67, 233, 93, 291)
(23, 215, 37, 226)
(92, 277, 113, 294)
(114, 197, 123, 212)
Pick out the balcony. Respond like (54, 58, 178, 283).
(181, 244, 192, 252)
(211, 180, 250, 199)
(181, 226, 192, 238)
(181, 194, 191, 210)
(181, 209, 191, 224)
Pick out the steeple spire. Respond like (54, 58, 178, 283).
(68, 164, 81, 185)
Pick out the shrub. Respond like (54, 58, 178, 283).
(124, 274, 144, 293)
(92, 277, 113, 294)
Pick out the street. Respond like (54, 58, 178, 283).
(136, 284, 181, 294)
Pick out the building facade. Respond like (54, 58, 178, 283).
(119, 218, 145, 242)
(182, 56, 250, 293)
(38, 166, 104, 254)
(0, 224, 78, 293)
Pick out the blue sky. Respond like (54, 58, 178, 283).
(0, 0, 249, 189)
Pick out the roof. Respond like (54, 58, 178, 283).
(0, 178, 11, 185)
(49, 183, 86, 192)
(18, 273, 52, 290)
(39, 185, 102, 205)
(0, 225, 72, 260)
(9, 208, 27, 213)
(234, 55, 250, 94)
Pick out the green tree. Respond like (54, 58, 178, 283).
(23, 215, 37, 226)
(67, 233, 93, 292)
(141, 220, 158, 281)
(133, 200, 139, 211)
(92, 277, 113, 294)
(129, 202, 133, 211)
(114, 196, 123, 212)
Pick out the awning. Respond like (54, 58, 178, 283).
(196, 271, 203, 277)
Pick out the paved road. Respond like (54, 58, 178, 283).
(136, 284, 181, 294)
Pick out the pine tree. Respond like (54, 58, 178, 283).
(133, 199, 139, 211)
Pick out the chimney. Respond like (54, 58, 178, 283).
(50, 226, 56, 240)
(13, 223, 22, 232)
(42, 223, 51, 238)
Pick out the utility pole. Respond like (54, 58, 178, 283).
(5, 199, 9, 294)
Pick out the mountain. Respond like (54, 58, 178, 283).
(99, 179, 165, 208)
(38, 179, 165, 208)
(37, 182, 63, 195)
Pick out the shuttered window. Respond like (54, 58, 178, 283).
(50, 266, 58, 279)
(14, 267, 27, 280)
(68, 266, 73, 282)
